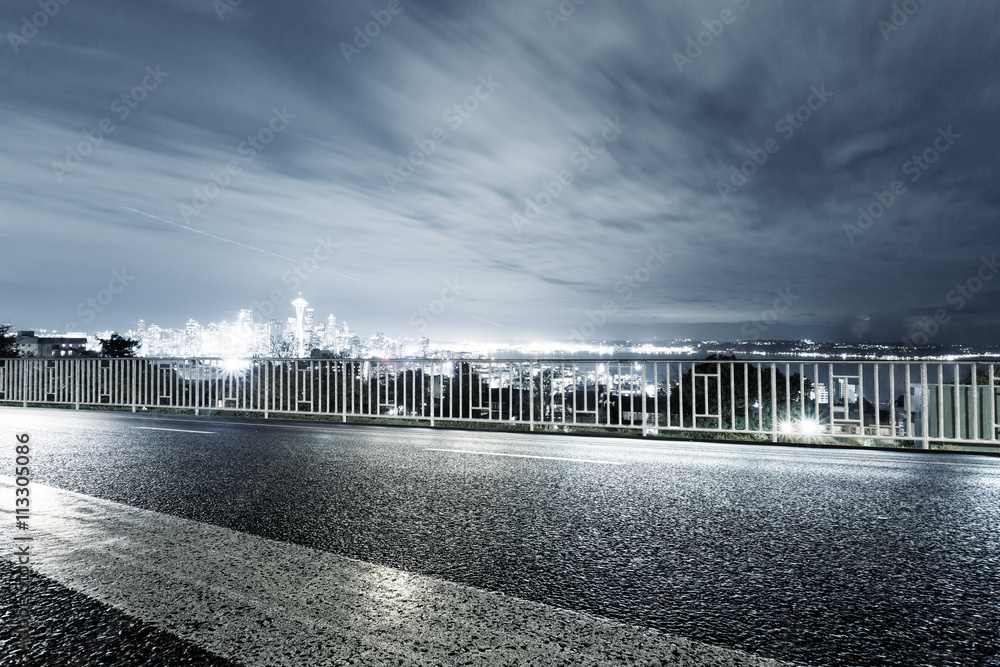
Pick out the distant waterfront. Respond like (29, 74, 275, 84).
(451, 339, 1000, 362)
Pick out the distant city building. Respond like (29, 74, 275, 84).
(16, 331, 88, 357)
(835, 378, 858, 404)
(326, 315, 337, 340)
(267, 319, 284, 351)
(304, 307, 316, 348)
(185, 319, 202, 356)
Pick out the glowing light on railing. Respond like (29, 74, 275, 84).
(222, 358, 250, 374)
(780, 418, 821, 437)
(799, 419, 821, 436)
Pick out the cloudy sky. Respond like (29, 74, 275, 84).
(2, 0, 998, 345)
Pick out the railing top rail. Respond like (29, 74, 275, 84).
(5, 356, 1000, 365)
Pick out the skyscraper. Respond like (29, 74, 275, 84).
(266, 319, 284, 355)
(185, 319, 202, 356)
(325, 314, 337, 347)
(304, 308, 316, 349)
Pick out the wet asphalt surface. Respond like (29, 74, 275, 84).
(3, 407, 1000, 666)
(0, 560, 238, 666)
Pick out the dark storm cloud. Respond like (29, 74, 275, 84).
(1, 0, 997, 344)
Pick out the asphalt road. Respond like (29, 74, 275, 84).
(2, 407, 999, 666)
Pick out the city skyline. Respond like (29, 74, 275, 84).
(2, 2, 998, 346)
(13, 289, 1000, 362)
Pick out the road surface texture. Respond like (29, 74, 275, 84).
(2, 407, 999, 666)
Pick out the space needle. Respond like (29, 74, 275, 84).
(291, 295, 308, 357)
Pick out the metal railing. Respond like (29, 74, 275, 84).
(1, 357, 998, 449)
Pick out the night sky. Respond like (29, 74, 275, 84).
(2, 0, 998, 345)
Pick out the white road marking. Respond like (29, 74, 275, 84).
(558, 439, 1000, 468)
(425, 448, 625, 465)
(136, 427, 216, 434)
(0, 480, 788, 667)
(771, 454, 1000, 468)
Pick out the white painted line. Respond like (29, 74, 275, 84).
(769, 454, 1000, 468)
(558, 439, 1000, 468)
(425, 448, 625, 465)
(0, 480, 789, 667)
(136, 427, 216, 434)
(123, 420, 1000, 468)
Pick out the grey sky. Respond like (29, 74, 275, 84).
(2, 0, 998, 345)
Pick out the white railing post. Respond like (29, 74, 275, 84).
(971, 363, 979, 443)
(529, 361, 534, 432)
(770, 363, 778, 443)
(921, 363, 930, 449)
(264, 360, 270, 419)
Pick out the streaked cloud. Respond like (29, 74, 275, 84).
(1, 0, 998, 344)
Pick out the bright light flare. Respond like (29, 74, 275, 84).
(222, 358, 250, 374)
(798, 419, 821, 436)
(779, 418, 822, 437)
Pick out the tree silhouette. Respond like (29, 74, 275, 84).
(99, 333, 140, 358)
(0, 324, 21, 358)
(963, 365, 1000, 385)
(669, 354, 814, 430)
